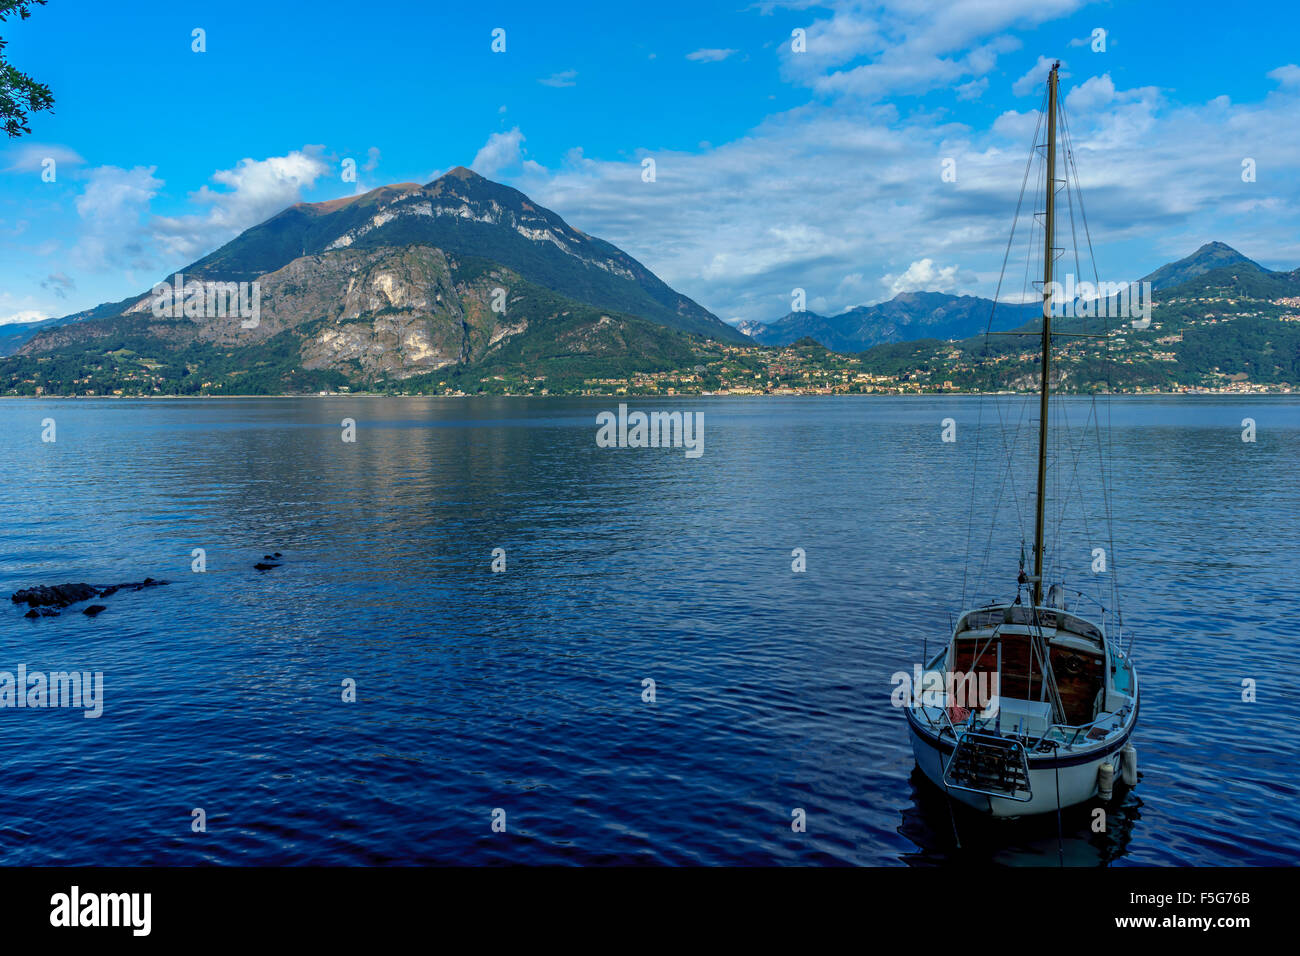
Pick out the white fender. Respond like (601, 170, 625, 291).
(1121, 744, 1137, 787)
(1098, 761, 1114, 800)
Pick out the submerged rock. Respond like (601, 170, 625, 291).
(12, 578, 169, 618)
(11, 582, 100, 609)
(255, 551, 284, 571)
(98, 578, 166, 599)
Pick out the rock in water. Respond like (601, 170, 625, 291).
(83, 605, 107, 617)
(99, 578, 168, 599)
(255, 551, 284, 571)
(11, 578, 169, 618)
(11, 583, 100, 609)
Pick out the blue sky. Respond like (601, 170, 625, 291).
(3, 0, 1299, 326)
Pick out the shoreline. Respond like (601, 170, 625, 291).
(1, 389, 1294, 401)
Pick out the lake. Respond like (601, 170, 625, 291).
(1, 395, 1296, 865)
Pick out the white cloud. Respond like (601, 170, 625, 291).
(991, 107, 1036, 140)
(40, 272, 75, 298)
(2, 142, 84, 173)
(71, 165, 163, 271)
(151, 148, 329, 261)
(1066, 73, 1115, 113)
(539, 70, 578, 87)
(504, 64, 1300, 322)
(786, 11, 879, 68)
(472, 127, 525, 177)
(1068, 30, 1112, 49)
(56, 148, 333, 281)
(9, 5, 1299, 335)
(883, 258, 959, 294)
(1268, 63, 1300, 87)
(363, 146, 381, 172)
(0, 282, 58, 324)
(0, 309, 47, 326)
(686, 49, 737, 62)
(778, 0, 1081, 101)
(1012, 55, 1059, 96)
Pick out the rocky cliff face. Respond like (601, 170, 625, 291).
(25, 245, 532, 381)
(290, 246, 516, 379)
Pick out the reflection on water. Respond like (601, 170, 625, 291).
(898, 768, 1145, 866)
(0, 395, 1296, 865)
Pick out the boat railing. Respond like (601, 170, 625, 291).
(1035, 707, 1130, 749)
(918, 690, 1126, 750)
(932, 709, 1120, 751)
(1046, 723, 1096, 747)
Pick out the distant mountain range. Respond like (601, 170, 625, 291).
(737, 242, 1273, 352)
(738, 292, 1042, 351)
(852, 258, 1300, 393)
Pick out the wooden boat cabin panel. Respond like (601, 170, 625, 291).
(953, 635, 1105, 726)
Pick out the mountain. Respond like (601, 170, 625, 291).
(1139, 241, 1265, 291)
(851, 254, 1300, 393)
(740, 242, 1273, 353)
(0, 316, 60, 354)
(6, 221, 1293, 396)
(168, 167, 742, 342)
(742, 293, 1042, 351)
(732, 319, 771, 339)
(1162, 261, 1300, 300)
(7, 168, 745, 385)
(741, 310, 829, 346)
(0, 294, 141, 358)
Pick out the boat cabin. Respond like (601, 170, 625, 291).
(950, 603, 1126, 731)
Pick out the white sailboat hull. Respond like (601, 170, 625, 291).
(905, 699, 1138, 818)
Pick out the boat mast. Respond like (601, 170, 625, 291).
(1032, 61, 1060, 608)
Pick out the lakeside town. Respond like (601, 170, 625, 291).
(423, 291, 1300, 398)
(11, 333, 1295, 398)
(6, 289, 1297, 399)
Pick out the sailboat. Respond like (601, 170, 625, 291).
(904, 62, 1139, 818)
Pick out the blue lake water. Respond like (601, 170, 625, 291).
(0, 395, 1297, 865)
